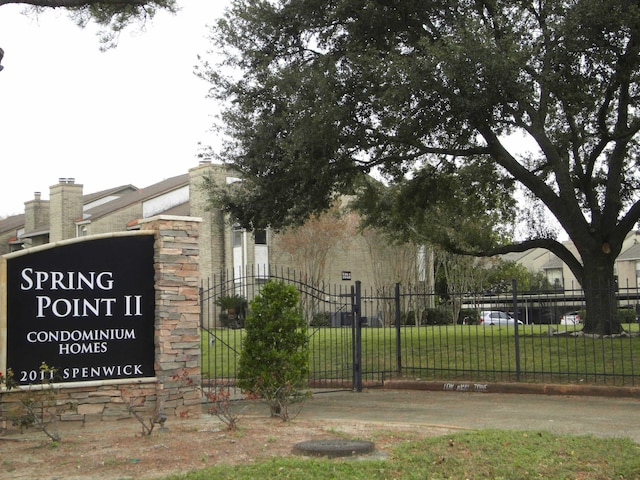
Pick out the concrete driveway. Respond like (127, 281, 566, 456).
(298, 389, 640, 443)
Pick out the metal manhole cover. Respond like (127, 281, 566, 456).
(293, 439, 375, 458)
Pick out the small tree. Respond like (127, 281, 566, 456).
(215, 294, 248, 328)
(1, 364, 71, 443)
(272, 203, 355, 321)
(237, 281, 309, 421)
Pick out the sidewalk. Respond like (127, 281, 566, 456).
(295, 387, 640, 443)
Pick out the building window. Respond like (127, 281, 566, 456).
(254, 229, 267, 245)
(254, 229, 269, 276)
(233, 229, 243, 248)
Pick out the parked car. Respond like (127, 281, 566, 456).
(479, 311, 523, 326)
(560, 311, 582, 325)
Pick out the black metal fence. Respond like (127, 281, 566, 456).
(200, 266, 360, 392)
(200, 267, 640, 392)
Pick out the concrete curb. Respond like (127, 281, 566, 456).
(382, 379, 640, 398)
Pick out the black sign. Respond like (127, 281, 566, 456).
(6, 235, 155, 385)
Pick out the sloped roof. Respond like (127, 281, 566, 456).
(0, 213, 25, 235)
(500, 250, 532, 263)
(83, 174, 189, 221)
(540, 255, 564, 270)
(82, 184, 138, 205)
(618, 242, 640, 261)
(1, 174, 189, 238)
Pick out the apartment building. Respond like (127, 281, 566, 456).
(0, 162, 398, 289)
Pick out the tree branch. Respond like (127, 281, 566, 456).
(450, 238, 585, 286)
(612, 199, 640, 247)
(0, 0, 148, 6)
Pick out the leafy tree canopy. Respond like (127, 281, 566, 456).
(1, 0, 177, 49)
(202, 0, 640, 335)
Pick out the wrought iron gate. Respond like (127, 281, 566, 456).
(199, 267, 380, 394)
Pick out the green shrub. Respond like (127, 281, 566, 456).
(399, 309, 453, 325)
(424, 308, 453, 325)
(215, 294, 248, 328)
(310, 312, 331, 327)
(459, 309, 479, 324)
(618, 307, 637, 324)
(237, 281, 309, 420)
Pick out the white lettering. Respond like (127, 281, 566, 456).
(35, 296, 117, 318)
(27, 329, 136, 343)
(20, 267, 34, 290)
(50, 271, 65, 290)
(20, 269, 115, 291)
(124, 295, 143, 316)
(61, 364, 144, 379)
(59, 342, 108, 355)
(36, 271, 49, 290)
(35, 295, 51, 317)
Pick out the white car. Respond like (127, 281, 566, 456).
(560, 311, 582, 325)
(479, 311, 523, 326)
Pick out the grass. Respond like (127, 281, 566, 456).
(202, 323, 640, 387)
(161, 430, 640, 479)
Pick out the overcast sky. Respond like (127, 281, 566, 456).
(0, 1, 228, 217)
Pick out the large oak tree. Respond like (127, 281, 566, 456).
(202, 0, 640, 335)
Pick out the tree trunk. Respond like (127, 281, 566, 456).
(580, 251, 623, 335)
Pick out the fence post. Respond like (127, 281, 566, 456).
(353, 281, 363, 392)
(512, 278, 521, 382)
(395, 283, 402, 375)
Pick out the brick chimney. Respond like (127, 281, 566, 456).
(189, 162, 230, 280)
(23, 191, 50, 237)
(49, 178, 83, 242)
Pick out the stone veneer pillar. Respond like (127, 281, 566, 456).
(139, 215, 202, 418)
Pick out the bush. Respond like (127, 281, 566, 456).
(458, 309, 479, 325)
(617, 307, 637, 324)
(216, 294, 248, 328)
(237, 281, 309, 420)
(398, 309, 453, 325)
(424, 308, 453, 325)
(1, 363, 71, 443)
(310, 312, 331, 327)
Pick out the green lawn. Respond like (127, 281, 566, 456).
(162, 430, 640, 480)
(201, 323, 640, 386)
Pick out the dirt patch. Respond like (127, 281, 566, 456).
(0, 409, 454, 479)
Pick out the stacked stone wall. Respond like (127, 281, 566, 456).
(143, 215, 202, 419)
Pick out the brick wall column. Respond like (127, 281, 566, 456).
(139, 215, 202, 418)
